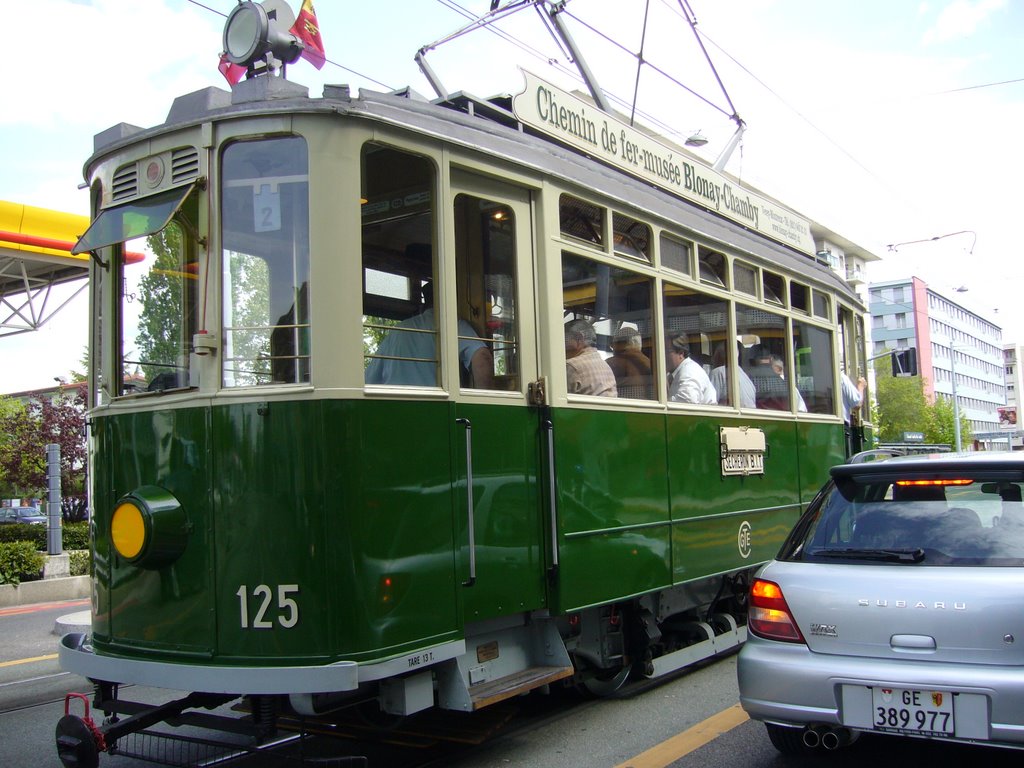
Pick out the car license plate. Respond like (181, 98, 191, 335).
(872, 687, 954, 735)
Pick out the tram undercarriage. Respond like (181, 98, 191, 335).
(56, 570, 751, 767)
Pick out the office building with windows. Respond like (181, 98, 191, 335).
(869, 276, 1005, 437)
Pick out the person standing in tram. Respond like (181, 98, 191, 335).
(564, 319, 617, 397)
(667, 334, 717, 404)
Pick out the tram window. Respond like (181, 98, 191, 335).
(697, 247, 727, 289)
(562, 252, 655, 400)
(736, 304, 793, 411)
(612, 212, 651, 262)
(117, 191, 200, 394)
(559, 195, 605, 248)
(813, 290, 831, 319)
(792, 320, 836, 415)
(361, 145, 439, 386)
(221, 136, 310, 387)
(454, 194, 517, 391)
(790, 282, 809, 314)
(659, 234, 692, 277)
(763, 271, 785, 306)
(662, 282, 727, 406)
(733, 262, 757, 296)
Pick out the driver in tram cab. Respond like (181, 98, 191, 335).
(365, 282, 494, 388)
(564, 319, 617, 397)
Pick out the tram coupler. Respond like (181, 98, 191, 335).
(56, 692, 106, 768)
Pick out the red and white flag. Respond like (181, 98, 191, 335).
(290, 0, 326, 70)
(218, 53, 246, 85)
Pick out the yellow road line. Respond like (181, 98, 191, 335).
(615, 703, 749, 768)
(0, 653, 59, 668)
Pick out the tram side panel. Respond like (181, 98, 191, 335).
(451, 401, 548, 624)
(549, 406, 673, 612)
(795, 420, 847, 506)
(668, 416, 802, 580)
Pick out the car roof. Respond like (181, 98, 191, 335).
(831, 450, 1024, 481)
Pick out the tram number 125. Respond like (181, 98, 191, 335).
(236, 584, 300, 629)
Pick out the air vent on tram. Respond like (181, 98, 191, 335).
(111, 164, 139, 202)
(171, 147, 199, 184)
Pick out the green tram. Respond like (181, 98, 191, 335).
(56, 9, 869, 765)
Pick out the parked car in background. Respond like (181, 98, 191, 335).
(0, 506, 47, 525)
(739, 450, 1024, 754)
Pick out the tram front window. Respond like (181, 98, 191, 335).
(115, 192, 200, 394)
(221, 136, 311, 387)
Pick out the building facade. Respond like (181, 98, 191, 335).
(870, 276, 1005, 437)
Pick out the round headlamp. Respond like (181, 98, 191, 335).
(223, 1, 302, 69)
(111, 486, 189, 569)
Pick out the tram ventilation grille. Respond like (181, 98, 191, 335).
(172, 147, 199, 184)
(111, 164, 138, 202)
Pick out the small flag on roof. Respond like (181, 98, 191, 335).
(290, 0, 326, 70)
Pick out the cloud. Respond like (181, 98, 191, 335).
(922, 0, 1007, 45)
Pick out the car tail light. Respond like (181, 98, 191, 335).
(749, 578, 805, 643)
(896, 479, 973, 487)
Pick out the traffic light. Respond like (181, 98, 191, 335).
(891, 348, 918, 377)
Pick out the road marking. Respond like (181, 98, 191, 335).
(615, 702, 749, 768)
(0, 653, 59, 668)
(0, 598, 89, 618)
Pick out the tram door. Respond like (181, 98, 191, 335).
(448, 172, 547, 624)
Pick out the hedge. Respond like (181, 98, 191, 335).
(68, 550, 91, 577)
(0, 521, 89, 550)
(0, 541, 46, 586)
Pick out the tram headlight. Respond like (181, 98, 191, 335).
(111, 487, 189, 569)
(223, 1, 302, 70)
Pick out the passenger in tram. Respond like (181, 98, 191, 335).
(564, 319, 617, 397)
(710, 342, 755, 408)
(770, 353, 807, 412)
(840, 368, 867, 424)
(666, 334, 717, 404)
(607, 326, 653, 399)
(365, 282, 494, 388)
(746, 344, 790, 410)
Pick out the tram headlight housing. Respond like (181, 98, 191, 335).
(111, 487, 189, 569)
(223, 1, 302, 70)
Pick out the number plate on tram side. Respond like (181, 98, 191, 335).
(872, 687, 954, 735)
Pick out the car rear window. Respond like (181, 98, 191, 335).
(782, 476, 1024, 566)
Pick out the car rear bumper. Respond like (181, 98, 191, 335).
(738, 635, 1024, 748)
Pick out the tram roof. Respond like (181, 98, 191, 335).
(86, 77, 868, 308)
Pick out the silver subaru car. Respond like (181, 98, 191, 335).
(738, 450, 1024, 754)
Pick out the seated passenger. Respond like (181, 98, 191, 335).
(667, 334, 716, 404)
(366, 283, 493, 387)
(746, 345, 790, 410)
(564, 319, 617, 397)
(710, 342, 755, 408)
(608, 326, 653, 399)
(770, 354, 806, 412)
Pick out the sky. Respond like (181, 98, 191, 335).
(2, 0, 1022, 393)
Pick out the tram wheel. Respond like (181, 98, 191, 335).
(577, 660, 631, 697)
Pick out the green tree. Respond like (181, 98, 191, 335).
(874, 373, 929, 443)
(0, 391, 87, 518)
(135, 223, 190, 382)
(926, 394, 972, 448)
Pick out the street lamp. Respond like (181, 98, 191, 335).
(950, 344, 962, 452)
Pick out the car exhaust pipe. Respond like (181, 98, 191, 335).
(821, 727, 857, 750)
(801, 726, 822, 748)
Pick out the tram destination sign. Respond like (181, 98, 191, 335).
(512, 71, 814, 255)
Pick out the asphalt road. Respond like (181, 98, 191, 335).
(6, 603, 1024, 768)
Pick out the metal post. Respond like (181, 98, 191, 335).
(950, 347, 962, 452)
(46, 443, 63, 555)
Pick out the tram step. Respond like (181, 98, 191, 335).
(468, 665, 574, 710)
